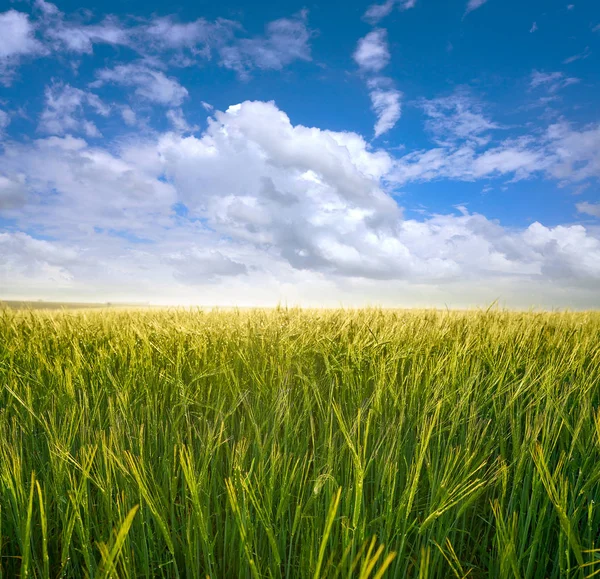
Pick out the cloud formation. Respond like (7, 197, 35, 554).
(465, 0, 488, 15)
(1, 100, 599, 308)
(420, 90, 499, 146)
(0, 10, 45, 84)
(354, 30, 402, 137)
(92, 63, 189, 106)
(38, 82, 110, 137)
(353, 29, 390, 72)
(368, 78, 402, 138)
(363, 0, 417, 24)
(0, 3, 313, 85)
(530, 70, 580, 93)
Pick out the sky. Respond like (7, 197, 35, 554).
(0, 0, 599, 308)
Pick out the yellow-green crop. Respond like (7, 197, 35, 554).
(0, 307, 599, 577)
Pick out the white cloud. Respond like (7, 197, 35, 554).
(2, 100, 599, 304)
(0, 109, 10, 133)
(1, 4, 313, 83)
(0, 10, 43, 58)
(166, 108, 198, 133)
(92, 63, 189, 106)
(368, 78, 402, 137)
(567, 4, 575, 9)
(0, 10, 45, 84)
(530, 70, 580, 93)
(218, 12, 311, 77)
(354, 32, 401, 137)
(354, 29, 390, 73)
(420, 91, 499, 146)
(577, 202, 600, 218)
(465, 0, 488, 15)
(544, 122, 600, 182)
(0, 174, 27, 209)
(530, 22, 538, 33)
(0, 231, 81, 288)
(0, 134, 177, 236)
(167, 248, 248, 283)
(390, 118, 600, 186)
(141, 15, 233, 53)
(38, 82, 109, 137)
(563, 46, 591, 64)
(35, 0, 131, 54)
(120, 106, 137, 126)
(363, 0, 416, 24)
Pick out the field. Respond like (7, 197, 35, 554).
(1, 307, 600, 578)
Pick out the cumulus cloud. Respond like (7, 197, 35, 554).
(0, 10, 44, 58)
(0, 9, 46, 84)
(38, 82, 109, 137)
(354, 29, 390, 73)
(2, 99, 599, 304)
(92, 63, 189, 106)
(0, 135, 176, 235)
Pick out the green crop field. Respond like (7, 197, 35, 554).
(1, 307, 599, 578)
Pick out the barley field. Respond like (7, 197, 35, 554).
(1, 307, 599, 578)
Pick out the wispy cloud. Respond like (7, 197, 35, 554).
(1, 2, 313, 85)
(563, 46, 591, 64)
(217, 11, 311, 78)
(576, 202, 600, 218)
(419, 90, 499, 146)
(91, 63, 189, 106)
(38, 82, 109, 137)
(363, 0, 416, 25)
(530, 70, 580, 93)
(354, 30, 402, 136)
(389, 120, 600, 186)
(368, 78, 402, 138)
(166, 108, 198, 133)
(530, 22, 538, 33)
(465, 0, 488, 16)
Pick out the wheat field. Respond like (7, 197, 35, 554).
(1, 307, 599, 578)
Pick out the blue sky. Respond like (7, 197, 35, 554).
(0, 0, 599, 307)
